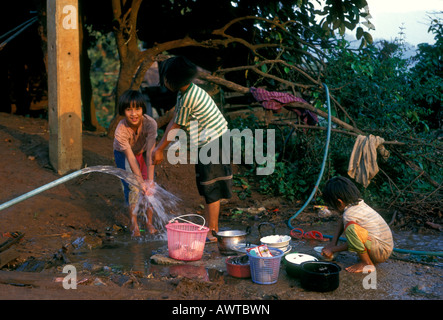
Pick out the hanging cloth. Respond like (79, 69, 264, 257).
(348, 134, 390, 187)
(250, 87, 318, 125)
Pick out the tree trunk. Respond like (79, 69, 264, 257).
(107, 57, 140, 137)
(107, 0, 144, 138)
(79, 16, 105, 132)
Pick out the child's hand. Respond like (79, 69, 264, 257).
(321, 247, 334, 259)
(152, 148, 164, 165)
(143, 180, 155, 197)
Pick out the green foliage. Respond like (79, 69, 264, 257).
(408, 17, 443, 128)
(315, 0, 374, 47)
(318, 14, 443, 212)
(228, 115, 340, 202)
(256, 161, 310, 202)
(324, 37, 416, 131)
(87, 27, 120, 129)
(232, 176, 252, 200)
(228, 13, 442, 216)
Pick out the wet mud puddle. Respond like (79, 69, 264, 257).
(66, 223, 443, 287)
(393, 230, 443, 252)
(68, 233, 224, 282)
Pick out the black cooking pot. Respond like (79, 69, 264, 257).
(299, 261, 341, 292)
(284, 253, 318, 278)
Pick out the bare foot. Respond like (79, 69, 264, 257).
(345, 262, 374, 273)
(130, 216, 141, 237)
(206, 230, 217, 243)
(146, 224, 158, 235)
(206, 236, 217, 243)
(131, 226, 141, 237)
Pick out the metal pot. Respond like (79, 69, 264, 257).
(212, 227, 251, 255)
(284, 253, 318, 278)
(299, 261, 341, 292)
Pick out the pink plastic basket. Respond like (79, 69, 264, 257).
(166, 215, 209, 261)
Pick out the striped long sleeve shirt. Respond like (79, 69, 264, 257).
(174, 83, 227, 148)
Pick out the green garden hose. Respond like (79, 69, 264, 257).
(287, 83, 331, 229)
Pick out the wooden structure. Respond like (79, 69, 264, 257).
(47, 0, 82, 175)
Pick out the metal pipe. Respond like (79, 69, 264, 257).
(0, 169, 84, 212)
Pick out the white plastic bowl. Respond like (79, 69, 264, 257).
(260, 234, 291, 248)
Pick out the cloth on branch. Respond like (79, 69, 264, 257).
(250, 87, 318, 125)
(348, 134, 390, 188)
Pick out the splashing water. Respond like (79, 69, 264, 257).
(133, 181, 181, 240)
(81, 165, 181, 240)
(81, 165, 144, 190)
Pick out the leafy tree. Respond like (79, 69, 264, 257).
(87, 28, 120, 128)
(309, 14, 442, 225)
(104, 0, 374, 135)
(409, 14, 443, 129)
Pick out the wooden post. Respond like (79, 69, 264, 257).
(47, 0, 82, 175)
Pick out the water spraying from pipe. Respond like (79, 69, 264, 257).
(0, 166, 179, 224)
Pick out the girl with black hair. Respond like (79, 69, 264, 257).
(113, 89, 158, 236)
(322, 176, 394, 273)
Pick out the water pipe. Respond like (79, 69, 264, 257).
(0, 169, 85, 212)
(320, 235, 443, 257)
(287, 83, 332, 229)
(391, 248, 443, 256)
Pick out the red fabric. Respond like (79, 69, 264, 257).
(250, 87, 318, 125)
(135, 153, 148, 180)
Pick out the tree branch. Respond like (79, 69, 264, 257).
(197, 71, 364, 135)
(216, 59, 319, 89)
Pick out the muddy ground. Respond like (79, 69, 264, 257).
(0, 112, 441, 307)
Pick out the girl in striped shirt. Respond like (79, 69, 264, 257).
(321, 177, 394, 273)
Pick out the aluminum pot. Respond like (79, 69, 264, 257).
(212, 227, 251, 255)
(299, 261, 341, 292)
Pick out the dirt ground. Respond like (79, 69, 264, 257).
(0, 112, 441, 306)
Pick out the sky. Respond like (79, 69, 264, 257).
(312, 0, 442, 47)
(365, 0, 442, 47)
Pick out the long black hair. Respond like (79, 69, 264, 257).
(117, 90, 147, 116)
(322, 176, 361, 210)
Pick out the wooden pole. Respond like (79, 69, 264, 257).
(47, 0, 82, 175)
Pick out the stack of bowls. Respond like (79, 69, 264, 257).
(260, 234, 292, 253)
